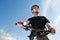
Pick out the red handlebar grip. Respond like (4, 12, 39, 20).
(17, 21, 23, 24)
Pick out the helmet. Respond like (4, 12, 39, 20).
(31, 5, 39, 10)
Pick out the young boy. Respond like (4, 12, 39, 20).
(17, 5, 56, 40)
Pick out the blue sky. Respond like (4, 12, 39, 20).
(0, 0, 60, 40)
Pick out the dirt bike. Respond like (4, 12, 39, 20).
(23, 25, 51, 40)
(16, 21, 55, 40)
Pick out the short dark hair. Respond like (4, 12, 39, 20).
(31, 5, 39, 10)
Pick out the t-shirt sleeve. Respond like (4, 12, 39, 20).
(43, 16, 50, 24)
(27, 18, 31, 21)
(27, 18, 31, 24)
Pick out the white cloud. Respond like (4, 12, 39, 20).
(52, 0, 60, 14)
(53, 15, 60, 26)
(51, 0, 60, 26)
(42, 0, 52, 16)
(0, 29, 16, 40)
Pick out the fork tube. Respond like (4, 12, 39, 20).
(33, 36, 37, 40)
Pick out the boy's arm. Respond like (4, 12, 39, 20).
(45, 22, 56, 33)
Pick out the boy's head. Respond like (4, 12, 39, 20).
(31, 5, 39, 14)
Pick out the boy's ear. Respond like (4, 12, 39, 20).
(32, 10, 33, 13)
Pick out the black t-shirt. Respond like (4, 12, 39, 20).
(28, 16, 50, 30)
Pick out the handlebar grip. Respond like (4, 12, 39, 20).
(16, 21, 23, 25)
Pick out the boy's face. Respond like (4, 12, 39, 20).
(32, 6, 39, 14)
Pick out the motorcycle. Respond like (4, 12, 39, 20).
(16, 21, 55, 40)
(23, 25, 51, 40)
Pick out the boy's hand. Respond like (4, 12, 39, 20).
(50, 28, 56, 33)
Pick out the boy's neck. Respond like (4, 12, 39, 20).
(34, 14, 39, 17)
